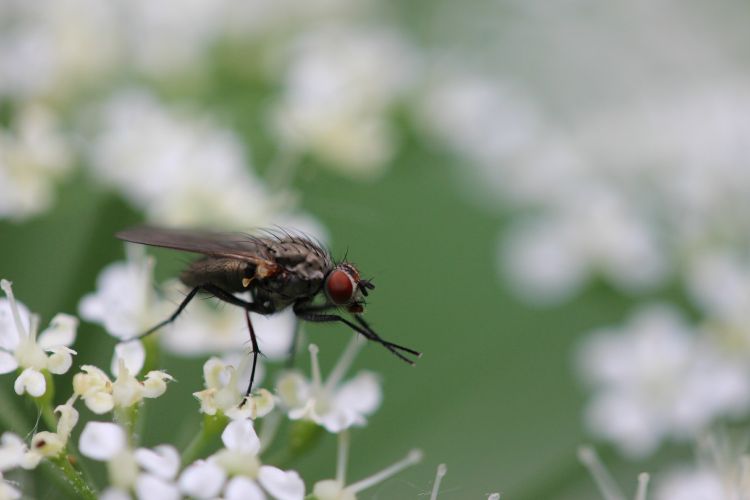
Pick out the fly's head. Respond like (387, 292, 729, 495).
(324, 262, 374, 314)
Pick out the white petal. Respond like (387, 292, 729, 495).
(37, 313, 78, 348)
(334, 371, 382, 416)
(143, 371, 173, 399)
(111, 341, 145, 376)
(0, 351, 18, 374)
(14, 368, 46, 397)
(257, 466, 305, 500)
(135, 473, 180, 500)
(135, 445, 180, 480)
(178, 460, 226, 499)
(276, 371, 310, 409)
(203, 357, 230, 390)
(79, 422, 126, 460)
(0, 433, 28, 471)
(47, 347, 75, 374)
(84, 391, 115, 414)
(225, 476, 266, 500)
(54, 403, 79, 441)
(221, 420, 260, 454)
(0, 480, 21, 500)
(100, 487, 132, 500)
(0, 298, 30, 351)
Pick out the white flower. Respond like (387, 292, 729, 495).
(277, 337, 381, 433)
(80, 422, 182, 498)
(73, 359, 173, 414)
(271, 26, 417, 177)
(79, 246, 167, 342)
(577, 305, 750, 457)
(0, 279, 78, 397)
(0, 104, 73, 220)
(194, 356, 274, 418)
(176, 419, 305, 499)
(86, 90, 281, 228)
(0, 0, 118, 100)
(501, 187, 667, 305)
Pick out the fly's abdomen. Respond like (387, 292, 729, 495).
(180, 257, 251, 292)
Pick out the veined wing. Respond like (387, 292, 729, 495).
(115, 225, 276, 266)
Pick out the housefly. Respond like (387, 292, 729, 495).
(116, 225, 421, 396)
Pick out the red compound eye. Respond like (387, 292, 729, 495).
(326, 269, 355, 305)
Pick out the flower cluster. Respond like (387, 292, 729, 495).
(0, 271, 426, 499)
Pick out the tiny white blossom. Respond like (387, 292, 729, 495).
(277, 338, 381, 433)
(194, 355, 274, 418)
(73, 355, 172, 413)
(0, 279, 78, 397)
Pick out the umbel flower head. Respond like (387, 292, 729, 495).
(0, 279, 77, 397)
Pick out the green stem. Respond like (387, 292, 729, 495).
(181, 413, 228, 464)
(49, 454, 97, 500)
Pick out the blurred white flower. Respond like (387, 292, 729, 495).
(0, 0, 119, 99)
(194, 355, 275, 418)
(272, 26, 417, 177)
(177, 419, 304, 499)
(577, 305, 750, 457)
(0, 432, 42, 472)
(0, 279, 78, 397)
(117, 0, 228, 77)
(277, 338, 381, 433)
(160, 285, 297, 360)
(578, 446, 650, 500)
(501, 187, 667, 304)
(654, 433, 750, 500)
(86, 90, 283, 228)
(0, 104, 73, 220)
(687, 251, 750, 326)
(79, 246, 168, 342)
(417, 69, 540, 170)
(79, 422, 127, 461)
(80, 422, 182, 498)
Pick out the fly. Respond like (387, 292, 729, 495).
(115, 225, 421, 397)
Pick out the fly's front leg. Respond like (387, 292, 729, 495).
(293, 302, 421, 365)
